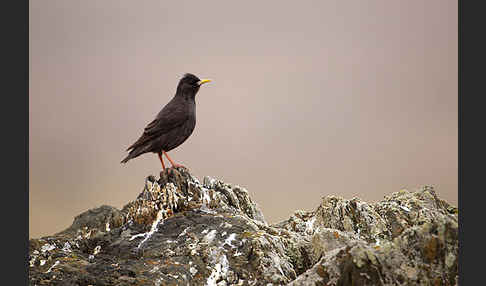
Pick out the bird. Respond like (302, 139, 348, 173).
(121, 73, 211, 170)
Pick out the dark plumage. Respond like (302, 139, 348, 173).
(121, 73, 211, 169)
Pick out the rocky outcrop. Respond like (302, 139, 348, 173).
(29, 168, 458, 285)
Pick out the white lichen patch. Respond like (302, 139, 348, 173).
(84, 229, 93, 239)
(29, 257, 36, 267)
(165, 182, 179, 209)
(200, 187, 215, 214)
(270, 253, 285, 276)
(305, 217, 317, 234)
(203, 230, 217, 244)
(41, 243, 56, 253)
(144, 177, 160, 195)
(201, 188, 210, 208)
(203, 176, 217, 188)
(130, 233, 146, 241)
(129, 210, 166, 248)
(400, 205, 411, 212)
(166, 249, 175, 256)
(45, 260, 60, 273)
(150, 266, 160, 273)
(220, 222, 233, 228)
(155, 277, 163, 286)
(62, 242, 72, 253)
(190, 174, 202, 185)
(206, 249, 230, 286)
(445, 252, 456, 268)
(137, 210, 165, 248)
(360, 272, 371, 280)
(178, 227, 190, 237)
(190, 266, 198, 275)
(188, 243, 199, 255)
(93, 245, 101, 255)
(105, 222, 111, 232)
(223, 233, 237, 248)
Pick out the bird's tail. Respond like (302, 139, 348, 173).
(120, 146, 145, 163)
(120, 154, 133, 164)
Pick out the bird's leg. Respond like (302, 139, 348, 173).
(157, 152, 166, 170)
(162, 151, 185, 169)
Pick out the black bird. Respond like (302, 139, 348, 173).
(121, 73, 211, 169)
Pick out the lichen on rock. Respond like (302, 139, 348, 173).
(29, 168, 458, 285)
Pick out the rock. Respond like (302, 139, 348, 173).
(29, 168, 458, 285)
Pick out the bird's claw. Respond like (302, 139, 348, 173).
(170, 164, 185, 169)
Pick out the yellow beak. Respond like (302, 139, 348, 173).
(198, 79, 212, 86)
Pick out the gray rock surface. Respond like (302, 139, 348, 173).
(29, 168, 458, 285)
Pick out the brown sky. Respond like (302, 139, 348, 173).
(29, 0, 458, 238)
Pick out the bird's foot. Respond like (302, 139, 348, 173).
(170, 163, 186, 169)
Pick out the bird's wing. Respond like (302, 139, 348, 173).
(146, 99, 189, 134)
(126, 99, 188, 151)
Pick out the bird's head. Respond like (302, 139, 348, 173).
(176, 73, 211, 99)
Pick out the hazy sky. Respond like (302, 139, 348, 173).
(29, 0, 457, 238)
